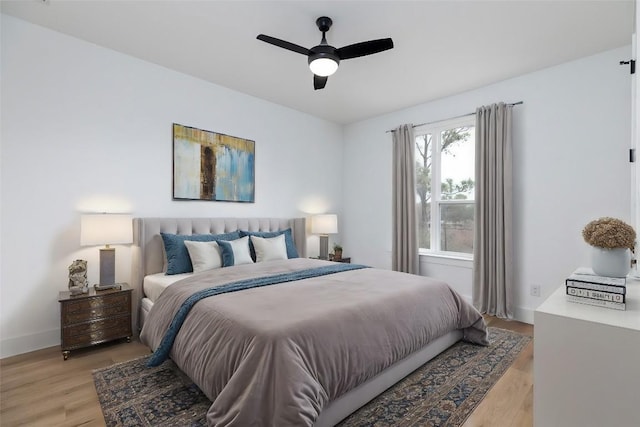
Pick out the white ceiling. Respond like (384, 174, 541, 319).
(1, 0, 634, 124)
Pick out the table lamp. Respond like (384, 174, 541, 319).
(80, 213, 133, 285)
(311, 214, 338, 260)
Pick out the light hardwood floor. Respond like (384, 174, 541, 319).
(463, 317, 534, 427)
(0, 316, 533, 426)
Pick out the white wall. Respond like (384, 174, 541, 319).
(1, 13, 633, 357)
(343, 46, 632, 323)
(0, 15, 343, 358)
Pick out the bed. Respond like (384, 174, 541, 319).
(133, 217, 488, 427)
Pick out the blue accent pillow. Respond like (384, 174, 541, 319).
(217, 236, 254, 267)
(161, 231, 241, 275)
(217, 240, 235, 267)
(239, 228, 299, 260)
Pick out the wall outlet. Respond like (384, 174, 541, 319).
(530, 284, 541, 297)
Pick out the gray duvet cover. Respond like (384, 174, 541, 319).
(140, 258, 488, 426)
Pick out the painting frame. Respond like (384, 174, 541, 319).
(172, 123, 255, 203)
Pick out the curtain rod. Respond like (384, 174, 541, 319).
(386, 101, 524, 133)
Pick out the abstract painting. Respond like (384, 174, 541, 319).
(173, 123, 255, 202)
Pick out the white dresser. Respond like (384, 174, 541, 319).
(533, 279, 640, 427)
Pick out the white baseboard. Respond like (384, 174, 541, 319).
(1, 329, 59, 359)
(462, 296, 535, 325)
(514, 306, 534, 325)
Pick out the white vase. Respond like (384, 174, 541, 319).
(591, 247, 631, 278)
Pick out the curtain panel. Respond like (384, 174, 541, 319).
(473, 103, 514, 319)
(392, 124, 419, 274)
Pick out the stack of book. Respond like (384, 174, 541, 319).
(565, 267, 626, 311)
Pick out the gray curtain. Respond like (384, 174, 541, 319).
(473, 103, 514, 319)
(392, 124, 418, 274)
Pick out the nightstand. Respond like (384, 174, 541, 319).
(58, 284, 132, 360)
(332, 257, 351, 263)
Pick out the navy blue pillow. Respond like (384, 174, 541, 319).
(217, 240, 235, 268)
(161, 230, 241, 275)
(217, 236, 254, 267)
(239, 228, 299, 261)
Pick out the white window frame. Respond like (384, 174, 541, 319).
(414, 115, 476, 259)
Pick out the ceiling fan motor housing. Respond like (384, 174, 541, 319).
(308, 45, 340, 68)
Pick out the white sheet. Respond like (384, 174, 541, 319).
(143, 272, 192, 303)
(141, 297, 154, 313)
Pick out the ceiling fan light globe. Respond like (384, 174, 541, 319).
(309, 57, 338, 77)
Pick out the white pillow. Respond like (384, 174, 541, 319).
(250, 234, 288, 263)
(184, 240, 222, 273)
(219, 236, 254, 266)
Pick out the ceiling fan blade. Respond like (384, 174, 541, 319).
(257, 34, 311, 55)
(336, 38, 394, 60)
(314, 75, 328, 90)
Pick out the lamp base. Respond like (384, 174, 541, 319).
(99, 247, 116, 285)
(319, 235, 329, 260)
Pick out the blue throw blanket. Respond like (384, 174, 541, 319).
(147, 263, 369, 367)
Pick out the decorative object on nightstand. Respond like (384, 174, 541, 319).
(81, 213, 133, 285)
(332, 243, 343, 260)
(565, 267, 626, 310)
(68, 259, 88, 295)
(311, 214, 338, 260)
(582, 217, 635, 278)
(58, 284, 132, 360)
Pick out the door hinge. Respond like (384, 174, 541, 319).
(631, 148, 636, 163)
(620, 59, 636, 74)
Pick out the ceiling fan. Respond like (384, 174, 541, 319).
(257, 16, 394, 90)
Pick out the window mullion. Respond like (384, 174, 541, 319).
(431, 130, 441, 251)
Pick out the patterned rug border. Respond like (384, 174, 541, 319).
(93, 327, 531, 427)
(468, 327, 531, 411)
(93, 354, 149, 374)
(337, 327, 531, 427)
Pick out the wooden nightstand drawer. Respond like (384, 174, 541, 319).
(63, 313, 131, 337)
(63, 292, 130, 313)
(58, 285, 133, 359)
(62, 293, 131, 323)
(62, 315, 132, 349)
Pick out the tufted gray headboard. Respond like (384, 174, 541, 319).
(130, 217, 307, 333)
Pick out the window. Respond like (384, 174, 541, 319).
(415, 117, 475, 256)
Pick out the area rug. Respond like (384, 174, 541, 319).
(93, 327, 530, 427)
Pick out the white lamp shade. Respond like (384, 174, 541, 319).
(309, 58, 339, 77)
(81, 214, 133, 246)
(311, 214, 338, 235)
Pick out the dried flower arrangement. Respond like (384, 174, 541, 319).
(582, 217, 636, 250)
